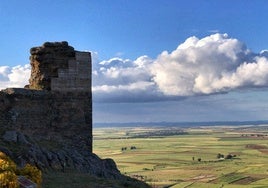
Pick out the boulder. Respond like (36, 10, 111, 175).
(3, 131, 17, 142)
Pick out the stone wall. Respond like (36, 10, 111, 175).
(0, 88, 92, 152)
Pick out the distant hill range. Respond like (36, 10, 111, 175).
(94, 120, 268, 128)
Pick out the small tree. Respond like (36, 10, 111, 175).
(130, 146, 137, 150)
(217, 153, 224, 159)
(225, 154, 233, 159)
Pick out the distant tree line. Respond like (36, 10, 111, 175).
(192, 153, 237, 163)
(217, 153, 236, 160)
(125, 130, 188, 138)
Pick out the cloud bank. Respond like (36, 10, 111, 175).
(93, 33, 268, 102)
(1, 33, 268, 103)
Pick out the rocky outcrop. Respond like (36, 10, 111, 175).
(1, 129, 120, 179)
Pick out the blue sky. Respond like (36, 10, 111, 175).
(1, 1, 268, 123)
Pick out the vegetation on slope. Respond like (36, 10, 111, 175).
(0, 152, 42, 187)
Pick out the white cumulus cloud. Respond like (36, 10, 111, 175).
(0, 64, 31, 90)
(93, 33, 268, 102)
(150, 33, 268, 96)
(92, 55, 157, 102)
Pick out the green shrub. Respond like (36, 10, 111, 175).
(0, 152, 19, 188)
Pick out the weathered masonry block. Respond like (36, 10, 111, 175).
(51, 52, 91, 91)
(29, 41, 91, 92)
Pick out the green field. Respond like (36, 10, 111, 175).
(93, 125, 268, 188)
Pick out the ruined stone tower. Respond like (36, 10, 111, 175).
(0, 43, 151, 186)
(0, 41, 93, 153)
(0, 42, 152, 184)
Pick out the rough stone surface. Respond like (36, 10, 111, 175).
(29, 41, 74, 90)
(0, 88, 92, 152)
(28, 41, 91, 92)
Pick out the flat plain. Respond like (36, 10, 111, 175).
(93, 125, 268, 188)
